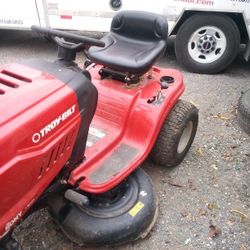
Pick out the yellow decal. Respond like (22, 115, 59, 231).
(129, 201, 144, 217)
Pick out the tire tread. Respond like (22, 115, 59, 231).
(238, 89, 250, 135)
(150, 100, 198, 167)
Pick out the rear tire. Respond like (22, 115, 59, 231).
(150, 100, 198, 167)
(237, 89, 250, 135)
(175, 14, 240, 74)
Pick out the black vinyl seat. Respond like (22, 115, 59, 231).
(87, 11, 168, 75)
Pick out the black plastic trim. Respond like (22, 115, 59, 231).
(22, 59, 98, 169)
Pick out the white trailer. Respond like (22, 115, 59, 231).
(1, 0, 250, 73)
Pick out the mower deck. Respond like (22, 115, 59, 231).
(68, 65, 184, 193)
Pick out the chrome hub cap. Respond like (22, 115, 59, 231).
(197, 34, 216, 54)
(188, 26, 227, 64)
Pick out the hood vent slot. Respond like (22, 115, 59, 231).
(2, 70, 32, 83)
(0, 89, 5, 95)
(0, 78, 19, 88)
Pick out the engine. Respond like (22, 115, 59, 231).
(0, 60, 97, 238)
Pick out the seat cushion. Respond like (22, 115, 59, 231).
(87, 33, 166, 75)
(87, 11, 168, 75)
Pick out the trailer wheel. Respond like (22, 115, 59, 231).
(175, 14, 240, 74)
(237, 89, 250, 135)
(47, 168, 158, 246)
(150, 100, 198, 167)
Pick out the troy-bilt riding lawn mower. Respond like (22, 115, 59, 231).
(0, 11, 198, 249)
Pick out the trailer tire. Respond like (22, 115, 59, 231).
(150, 100, 198, 167)
(237, 89, 250, 135)
(47, 168, 158, 246)
(175, 13, 240, 74)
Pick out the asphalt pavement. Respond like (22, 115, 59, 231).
(0, 29, 249, 250)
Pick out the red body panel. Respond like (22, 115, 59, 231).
(68, 65, 184, 193)
(0, 64, 80, 238)
(0, 62, 184, 239)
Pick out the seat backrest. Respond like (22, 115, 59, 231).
(111, 11, 168, 42)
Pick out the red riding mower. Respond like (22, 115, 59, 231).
(0, 11, 198, 249)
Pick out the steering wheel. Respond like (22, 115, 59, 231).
(31, 25, 105, 50)
(53, 36, 83, 50)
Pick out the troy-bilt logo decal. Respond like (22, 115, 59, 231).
(32, 105, 76, 143)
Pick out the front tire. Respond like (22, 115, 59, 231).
(175, 14, 240, 74)
(150, 100, 198, 167)
(48, 168, 158, 246)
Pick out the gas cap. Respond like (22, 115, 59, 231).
(110, 0, 122, 10)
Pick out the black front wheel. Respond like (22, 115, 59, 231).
(48, 168, 158, 246)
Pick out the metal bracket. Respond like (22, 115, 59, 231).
(99, 67, 140, 84)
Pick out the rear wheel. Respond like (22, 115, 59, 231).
(48, 168, 158, 246)
(150, 100, 198, 167)
(175, 14, 240, 74)
(237, 89, 250, 135)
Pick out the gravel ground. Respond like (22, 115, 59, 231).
(0, 30, 249, 250)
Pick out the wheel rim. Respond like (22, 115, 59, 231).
(188, 26, 227, 64)
(177, 121, 194, 154)
(79, 177, 139, 218)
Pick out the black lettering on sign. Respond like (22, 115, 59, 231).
(0, 19, 24, 25)
(230, 0, 250, 3)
